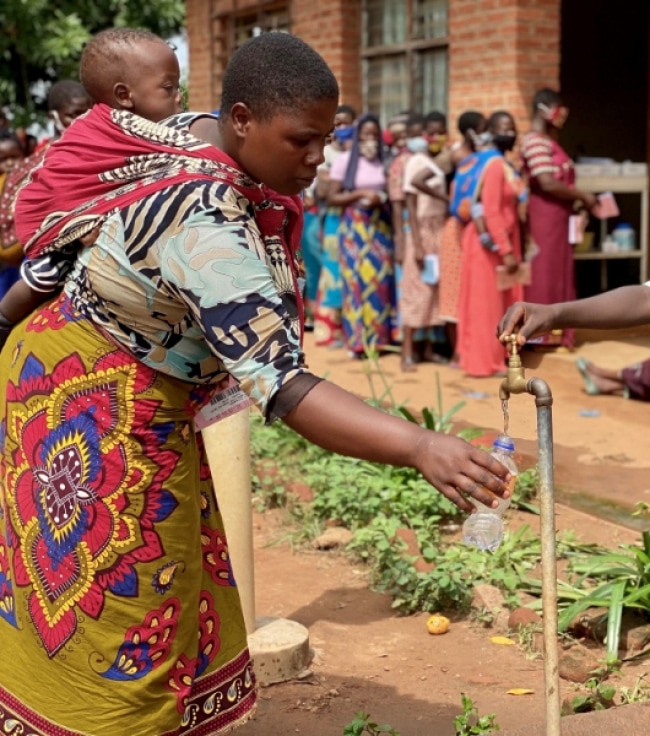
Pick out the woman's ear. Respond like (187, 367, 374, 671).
(113, 83, 134, 110)
(230, 102, 253, 139)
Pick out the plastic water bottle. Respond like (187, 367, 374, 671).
(462, 434, 518, 552)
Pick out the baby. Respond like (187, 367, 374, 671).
(0, 28, 183, 348)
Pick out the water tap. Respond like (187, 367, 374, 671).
(499, 335, 528, 399)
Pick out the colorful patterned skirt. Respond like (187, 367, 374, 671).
(314, 208, 343, 346)
(339, 203, 396, 355)
(0, 295, 255, 736)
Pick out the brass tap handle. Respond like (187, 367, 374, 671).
(503, 334, 519, 359)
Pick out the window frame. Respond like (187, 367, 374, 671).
(361, 0, 449, 120)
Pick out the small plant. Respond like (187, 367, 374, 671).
(557, 531, 650, 663)
(453, 694, 500, 734)
(469, 606, 498, 628)
(566, 667, 617, 714)
(514, 622, 543, 660)
(619, 673, 650, 704)
(343, 711, 399, 735)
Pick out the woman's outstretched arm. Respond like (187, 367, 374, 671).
(282, 379, 510, 514)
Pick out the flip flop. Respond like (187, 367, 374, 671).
(575, 358, 601, 395)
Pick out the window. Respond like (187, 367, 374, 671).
(231, 3, 291, 49)
(362, 0, 448, 123)
(211, 1, 290, 105)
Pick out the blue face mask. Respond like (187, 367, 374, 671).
(334, 125, 355, 143)
(406, 136, 429, 154)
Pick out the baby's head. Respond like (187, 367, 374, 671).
(80, 28, 182, 123)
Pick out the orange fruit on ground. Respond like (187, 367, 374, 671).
(426, 613, 450, 635)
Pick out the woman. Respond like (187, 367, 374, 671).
(313, 104, 356, 346)
(422, 111, 487, 367)
(458, 111, 524, 378)
(328, 114, 395, 357)
(0, 32, 510, 736)
(520, 88, 596, 349)
(399, 121, 448, 371)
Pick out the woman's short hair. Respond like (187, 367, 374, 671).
(47, 80, 89, 113)
(532, 88, 562, 116)
(487, 109, 513, 130)
(425, 110, 447, 129)
(220, 33, 339, 121)
(457, 110, 485, 136)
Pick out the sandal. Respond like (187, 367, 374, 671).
(400, 357, 418, 373)
(576, 358, 601, 395)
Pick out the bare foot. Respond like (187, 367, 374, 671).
(584, 366, 624, 395)
(401, 357, 418, 373)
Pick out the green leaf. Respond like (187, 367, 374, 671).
(606, 580, 625, 663)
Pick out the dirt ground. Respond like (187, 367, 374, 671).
(237, 329, 650, 735)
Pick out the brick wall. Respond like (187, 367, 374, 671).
(187, 0, 560, 132)
(185, 0, 213, 112)
(448, 0, 561, 136)
(292, 0, 362, 113)
(185, 0, 361, 114)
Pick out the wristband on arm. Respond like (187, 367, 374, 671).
(479, 231, 499, 252)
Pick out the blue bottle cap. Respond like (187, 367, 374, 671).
(493, 434, 515, 452)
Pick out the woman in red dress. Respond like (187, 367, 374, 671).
(458, 111, 524, 378)
(520, 88, 596, 348)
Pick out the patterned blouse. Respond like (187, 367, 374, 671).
(63, 178, 307, 418)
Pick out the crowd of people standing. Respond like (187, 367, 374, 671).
(302, 88, 592, 377)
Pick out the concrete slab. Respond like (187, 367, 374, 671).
(248, 616, 312, 686)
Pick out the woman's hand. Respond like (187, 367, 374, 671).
(357, 189, 382, 206)
(413, 432, 511, 514)
(578, 191, 597, 211)
(502, 252, 519, 275)
(497, 301, 557, 346)
(414, 246, 425, 271)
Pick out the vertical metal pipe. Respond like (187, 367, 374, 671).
(529, 379, 561, 736)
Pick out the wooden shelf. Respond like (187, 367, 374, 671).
(575, 175, 648, 288)
(574, 250, 642, 260)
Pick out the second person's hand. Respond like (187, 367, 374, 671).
(497, 301, 557, 346)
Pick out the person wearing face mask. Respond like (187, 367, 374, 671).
(386, 111, 416, 343)
(420, 110, 486, 367)
(457, 110, 525, 378)
(520, 88, 597, 350)
(398, 116, 449, 371)
(328, 113, 395, 358)
(313, 104, 356, 347)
